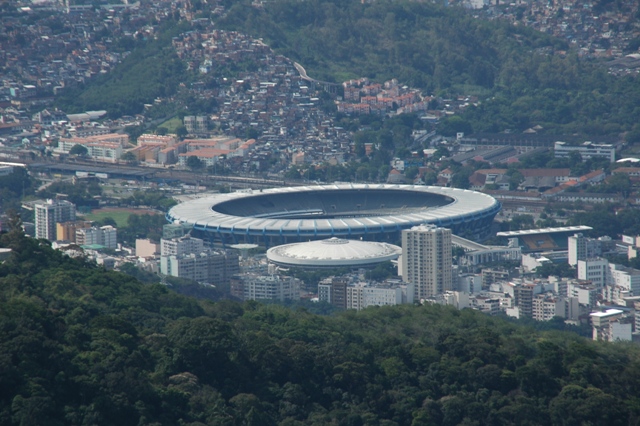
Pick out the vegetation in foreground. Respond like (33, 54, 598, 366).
(1, 228, 640, 425)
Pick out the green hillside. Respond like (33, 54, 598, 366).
(1, 228, 640, 425)
(217, 0, 640, 136)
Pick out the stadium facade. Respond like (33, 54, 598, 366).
(166, 184, 501, 247)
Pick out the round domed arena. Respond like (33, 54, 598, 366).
(166, 184, 501, 247)
(266, 237, 402, 269)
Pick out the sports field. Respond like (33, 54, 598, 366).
(82, 207, 160, 227)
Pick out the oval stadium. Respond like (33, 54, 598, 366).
(166, 184, 501, 246)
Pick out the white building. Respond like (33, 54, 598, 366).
(591, 309, 632, 342)
(568, 233, 602, 267)
(402, 224, 452, 299)
(160, 250, 239, 285)
(532, 293, 566, 321)
(161, 236, 204, 257)
(34, 199, 76, 240)
(239, 274, 300, 301)
(76, 225, 117, 249)
(346, 281, 414, 310)
(577, 258, 609, 288)
(605, 264, 640, 304)
(554, 141, 616, 162)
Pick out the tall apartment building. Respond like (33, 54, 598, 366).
(568, 233, 602, 266)
(577, 258, 609, 288)
(34, 199, 76, 240)
(76, 225, 117, 249)
(401, 224, 452, 299)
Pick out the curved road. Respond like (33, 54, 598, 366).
(293, 62, 341, 87)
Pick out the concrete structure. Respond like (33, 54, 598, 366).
(161, 236, 204, 257)
(577, 258, 609, 288)
(591, 309, 632, 342)
(136, 239, 159, 257)
(56, 220, 91, 242)
(161, 250, 239, 284)
(451, 234, 521, 266)
(532, 294, 565, 321)
(76, 225, 117, 249)
(167, 184, 501, 247)
(554, 141, 616, 162)
(402, 224, 452, 299)
(267, 238, 402, 269)
(568, 233, 602, 267)
(346, 281, 414, 310)
(34, 199, 76, 240)
(232, 273, 300, 301)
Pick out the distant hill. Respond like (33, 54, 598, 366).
(217, 0, 640, 136)
(1, 228, 640, 425)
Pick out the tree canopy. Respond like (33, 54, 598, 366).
(2, 230, 640, 425)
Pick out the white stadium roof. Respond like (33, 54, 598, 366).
(267, 238, 402, 268)
(166, 184, 500, 244)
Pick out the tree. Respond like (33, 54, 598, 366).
(69, 144, 88, 156)
(186, 156, 204, 171)
(121, 151, 138, 165)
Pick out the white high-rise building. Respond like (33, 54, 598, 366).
(401, 224, 452, 299)
(568, 233, 602, 267)
(577, 258, 609, 288)
(34, 199, 76, 240)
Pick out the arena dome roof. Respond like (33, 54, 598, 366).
(266, 237, 402, 268)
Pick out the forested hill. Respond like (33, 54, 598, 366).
(1, 231, 640, 425)
(218, 0, 640, 136)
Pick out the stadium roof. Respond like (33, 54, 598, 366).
(496, 225, 592, 237)
(267, 238, 402, 268)
(167, 184, 500, 241)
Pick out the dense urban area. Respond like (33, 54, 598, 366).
(3, 0, 640, 424)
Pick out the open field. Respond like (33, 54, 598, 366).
(157, 116, 183, 133)
(81, 207, 161, 227)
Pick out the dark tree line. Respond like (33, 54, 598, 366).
(1, 230, 640, 425)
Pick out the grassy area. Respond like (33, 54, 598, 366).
(81, 210, 131, 228)
(157, 116, 183, 133)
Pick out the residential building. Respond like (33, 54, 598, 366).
(34, 199, 76, 240)
(346, 281, 414, 310)
(161, 235, 204, 257)
(76, 225, 117, 249)
(234, 273, 300, 301)
(568, 233, 602, 266)
(402, 224, 452, 299)
(56, 220, 91, 242)
(160, 250, 239, 285)
(532, 294, 566, 321)
(577, 258, 609, 288)
(591, 309, 632, 342)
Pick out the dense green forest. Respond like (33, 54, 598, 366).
(2, 228, 640, 425)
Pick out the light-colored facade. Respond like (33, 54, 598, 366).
(402, 224, 452, 299)
(532, 294, 566, 321)
(34, 199, 76, 240)
(591, 309, 632, 342)
(136, 239, 159, 257)
(160, 250, 239, 285)
(554, 141, 616, 162)
(345, 281, 414, 310)
(76, 225, 117, 249)
(577, 258, 609, 288)
(237, 274, 300, 301)
(161, 236, 204, 257)
(568, 233, 602, 267)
